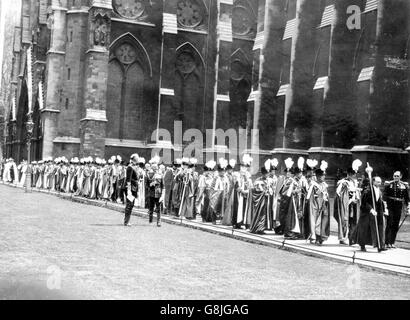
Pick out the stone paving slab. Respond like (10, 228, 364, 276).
(2, 182, 410, 277)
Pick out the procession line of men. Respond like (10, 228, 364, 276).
(1, 154, 409, 252)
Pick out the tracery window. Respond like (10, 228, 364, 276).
(107, 41, 146, 140)
(113, 0, 147, 20)
(177, 0, 206, 29)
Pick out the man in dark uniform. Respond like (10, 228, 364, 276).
(124, 154, 140, 227)
(384, 171, 410, 248)
(146, 160, 164, 227)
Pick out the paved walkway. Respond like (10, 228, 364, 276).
(2, 183, 410, 300)
(2, 181, 410, 277)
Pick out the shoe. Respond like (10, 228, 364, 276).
(360, 246, 367, 252)
(157, 222, 162, 227)
(378, 248, 387, 252)
(339, 240, 348, 245)
(391, 244, 396, 249)
(124, 223, 132, 227)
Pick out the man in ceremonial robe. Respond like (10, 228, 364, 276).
(163, 162, 176, 215)
(135, 158, 146, 208)
(233, 160, 253, 229)
(59, 159, 69, 192)
(31, 162, 39, 188)
(307, 169, 330, 245)
(198, 162, 216, 223)
(277, 168, 301, 239)
(116, 161, 126, 204)
(81, 158, 92, 197)
(351, 177, 387, 252)
(249, 166, 272, 234)
(221, 161, 237, 226)
(18, 160, 28, 187)
(171, 160, 185, 217)
(208, 162, 228, 224)
(334, 168, 361, 245)
(36, 161, 45, 189)
(66, 159, 76, 193)
(293, 167, 309, 239)
(179, 159, 198, 220)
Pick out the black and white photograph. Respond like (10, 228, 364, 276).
(0, 0, 409, 307)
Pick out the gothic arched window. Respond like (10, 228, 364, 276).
(107, 35, 152, 140)
(174, 43, 205, 131)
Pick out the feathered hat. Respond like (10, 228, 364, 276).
(350, 159, 362, 174)
(218, 158, 228, 171)
(189, 158, 198, 168)
(261, 159, 271, 175)
(292, 157, 304, 174)
(316, 160, 328, 177)
(270, 158, 279, 171)
(306, 159, 318, 171)
(150, 155, 161, 165)
(241, 154, 253, 167)
(227, 159, 236, 170)
(284, 157, 294, 173)
(206, 160, 217, 171)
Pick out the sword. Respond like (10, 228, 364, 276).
(398, 215, 408, 232)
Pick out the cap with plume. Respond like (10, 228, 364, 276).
(264, 159, 272, 172)
(218, 158, 228, 169)
(116, 155, 122, 162)
(306, 159, 318, 170)
(189, 158, 198, 166)
(175, 158, 183, 165)
(182, 157, 190, 165)
(297, 157, 305, 171)
(320, 160, 328, 172)
(149, 155, 160, 165)
(229, 159, 236, 168)
(352, 159, 362, 173)
(138, 157, 146, 164)
(206, 160, 217, 170)
(271, 158, 279, 170)
(242, 154, 253, 166)
(284, 158, 294, 170)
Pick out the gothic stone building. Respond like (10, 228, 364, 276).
(4, 0, 410, 178)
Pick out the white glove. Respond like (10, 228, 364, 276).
(370, 209, 377, 216)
